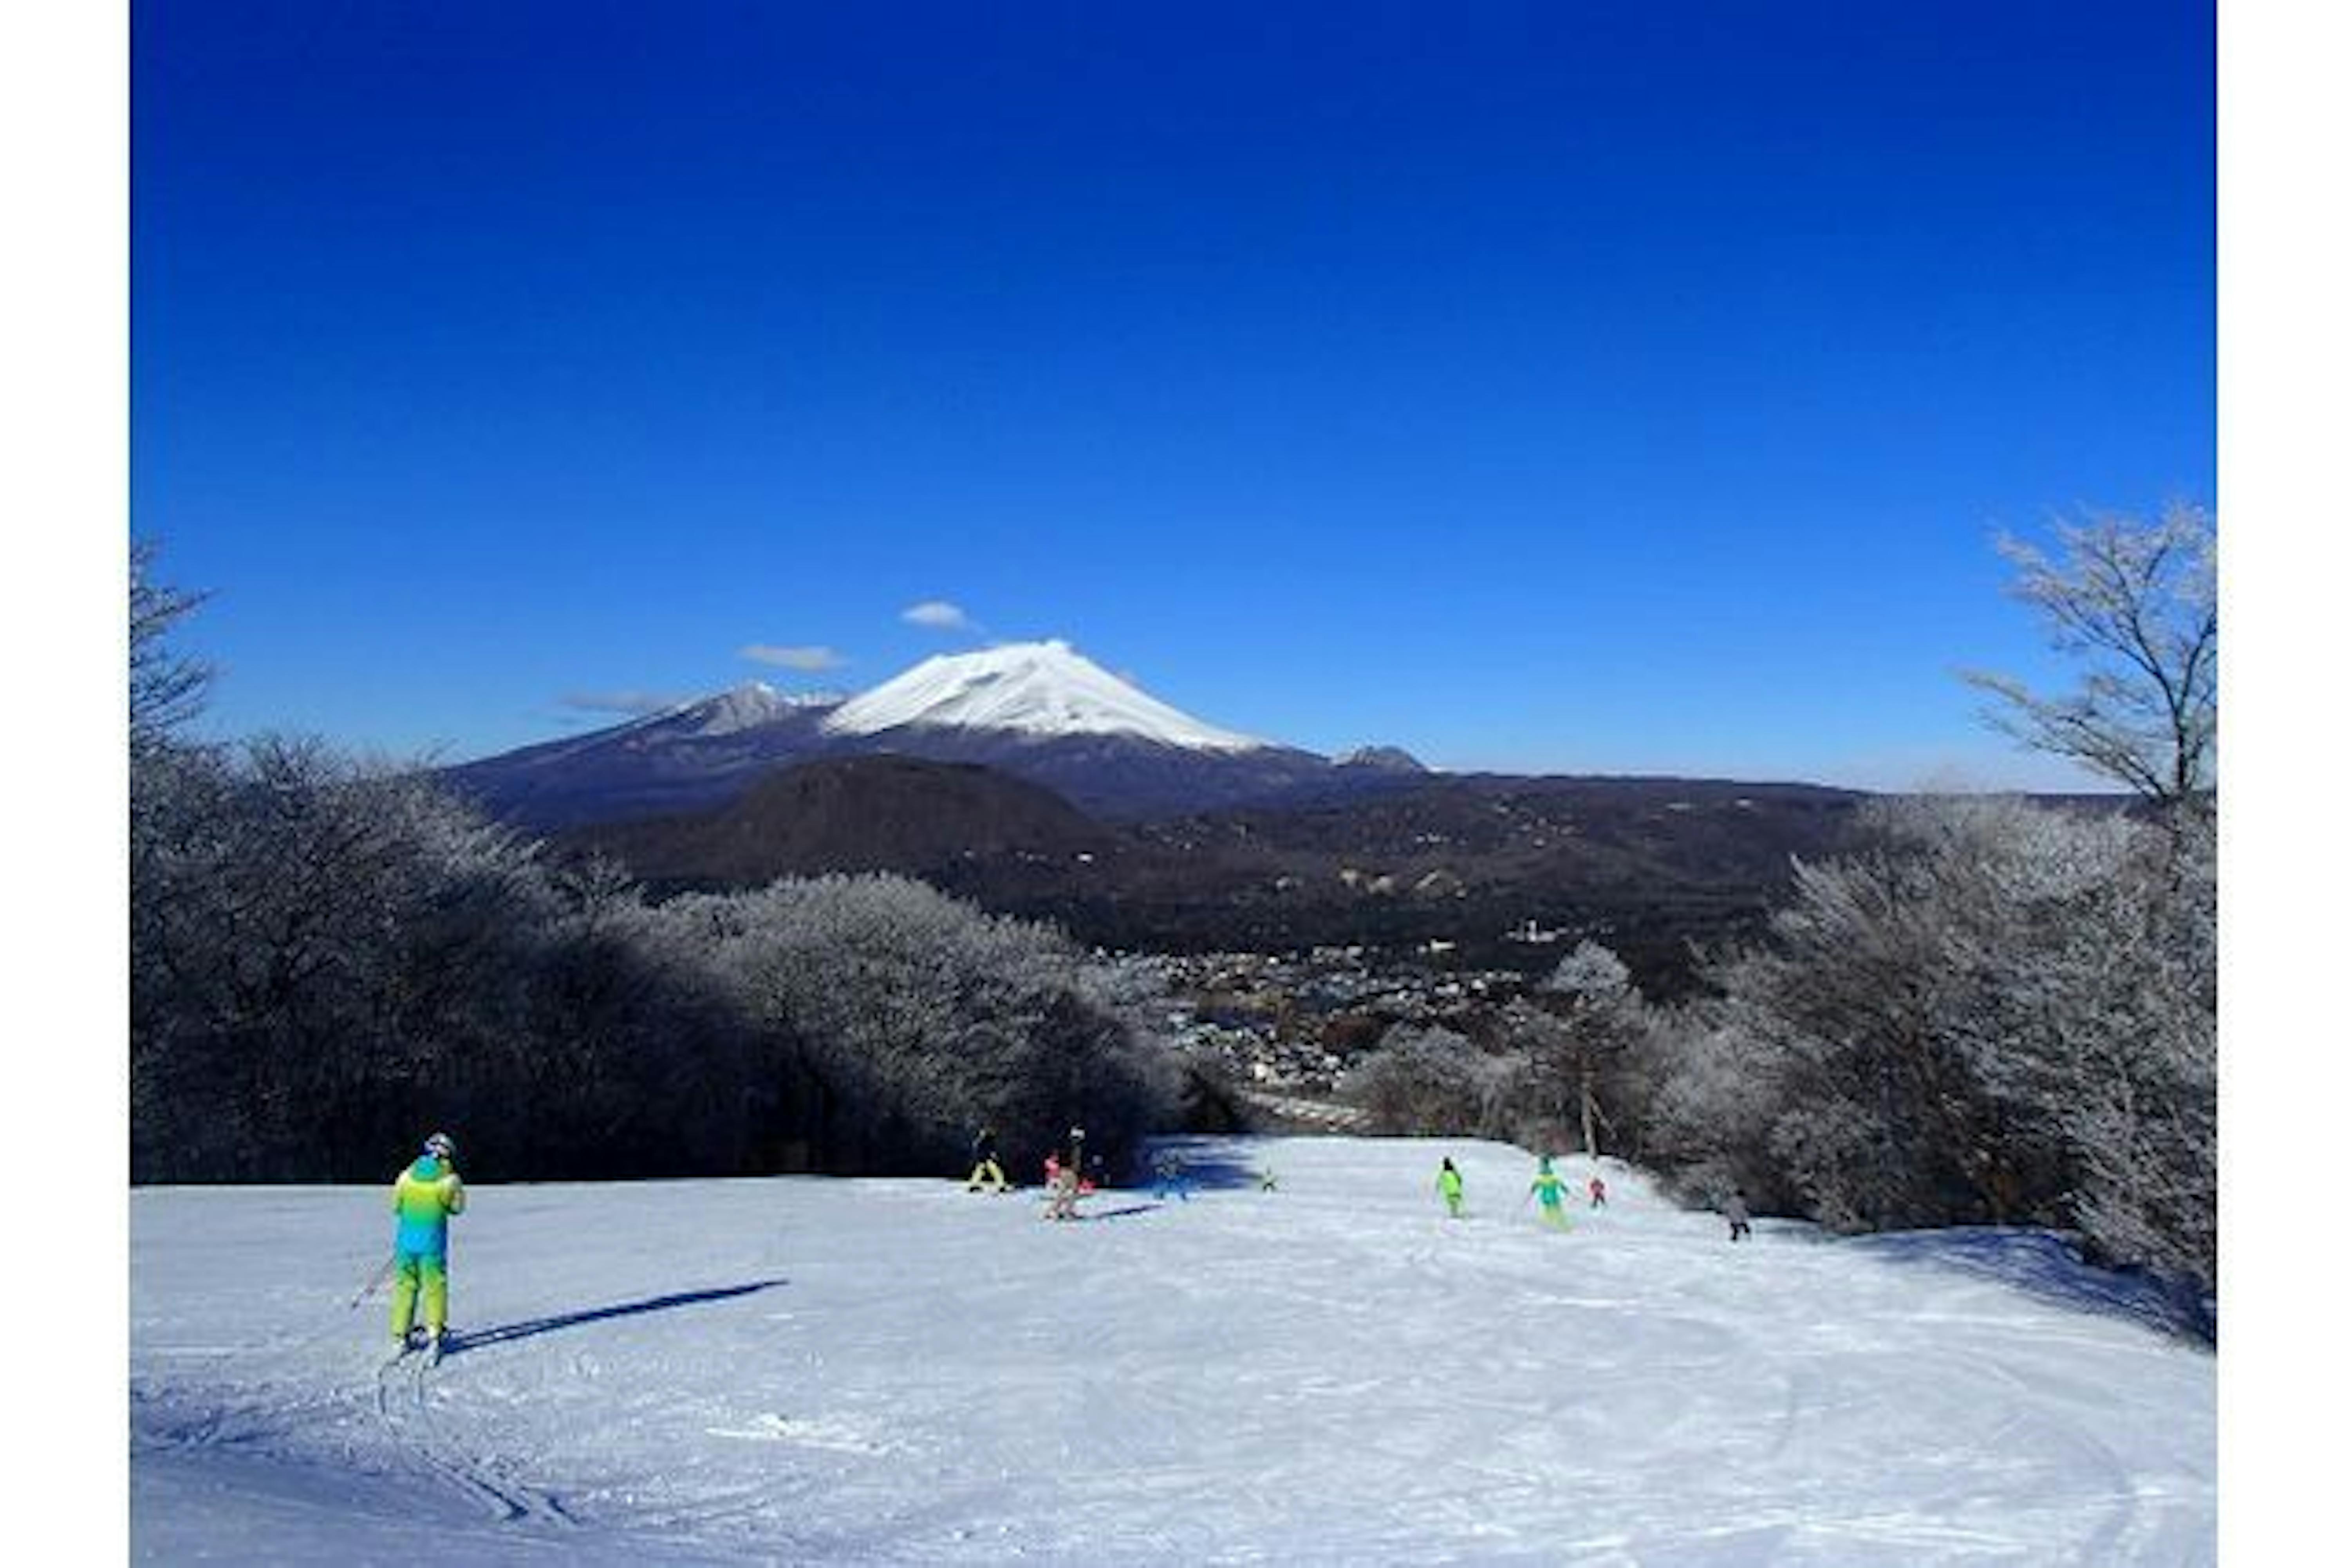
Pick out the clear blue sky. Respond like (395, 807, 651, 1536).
(130, 0, 2213, 789)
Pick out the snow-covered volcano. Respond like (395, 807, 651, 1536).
(822, 639, 1266, 751)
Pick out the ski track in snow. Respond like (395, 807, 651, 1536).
(129, 1137, 2215, 1564)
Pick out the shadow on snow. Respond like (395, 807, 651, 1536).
(1846, 1228, 2214, 1345)
(1131, 1136, 1273, 1194)
(446, 1280, 786, 1356)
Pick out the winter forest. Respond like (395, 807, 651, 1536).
(128, 506, 2217, 1330)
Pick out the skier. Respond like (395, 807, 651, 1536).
(1725, 1188, 1753, 1242)
(1435, 1157, 1465, 1219)
(1527, 1154, 1570, 1230)
(1043, 1151, 1082, 1221)
(388, 1131, 466, 1360)
(966, 1127, 1008, 1193)
(1588, 1174, 1608, 1208)
(1152, 1148, 1189, 1202)
(1258, 1166, 1279, 1193)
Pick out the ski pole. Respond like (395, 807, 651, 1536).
(349, 1254, 395, 1309)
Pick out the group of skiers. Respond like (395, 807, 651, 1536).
(1434, 1153, 1753, 1240)
(1437, 1153, 1604, 1228)
(370, 1125, 1755, 1351)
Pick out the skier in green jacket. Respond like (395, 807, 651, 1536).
(1436, 1157, 1465, 1219)
(388, 1132, 467, 1358)
(1528, 1154, 1570, 1230)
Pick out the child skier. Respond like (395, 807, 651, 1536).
(1152, 1148, 1189, 1202)
(966, 1127, 1008, 1193)
(1588, 1174, 1608, 1208)
(1528, 1155, 1570, 1230)
(1436, 1157, 1465, 1219)
(1043, 1152, 1082, 1221)
(1725, 1189, 1753, 1242)
(388, 1132, 466, 1361)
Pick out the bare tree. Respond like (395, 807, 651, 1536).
(130, 538, 214, 757)
(1963, 502, 2216, 811)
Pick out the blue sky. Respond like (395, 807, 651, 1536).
(130, 0, 2214, 789)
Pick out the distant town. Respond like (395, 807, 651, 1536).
(1130, 944, 1557, 1108)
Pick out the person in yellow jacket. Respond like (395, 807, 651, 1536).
(1435, 1157, 1465, 1219)
(966, 1127, 1008, 1193)
(388, 1132, 466, 1358)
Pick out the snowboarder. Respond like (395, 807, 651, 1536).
(1436, 1157, 1465, 1219)
(1527, 1155, 1570, 1230)
(966, 1127, 1008, 1193)
(1725, 1188, 1752, 1242)
(1152, 1148, 1189, 1202)
(1588, 1175, 1608, 1208)
(387, 1131, 466, 1359)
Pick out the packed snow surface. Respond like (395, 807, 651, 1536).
(821, 640, 1266, 751)
(130, 1136, 2214, 1564)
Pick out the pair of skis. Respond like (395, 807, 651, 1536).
(376, 1327, 453, 1411)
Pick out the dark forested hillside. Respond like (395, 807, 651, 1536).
(555, 763, 1874, 994)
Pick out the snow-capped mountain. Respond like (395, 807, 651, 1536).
(645, 681, 837, 739)
(444, 641, 1417, 828)
(823, 640, 1266, 752)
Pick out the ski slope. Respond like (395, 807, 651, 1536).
(129, 1137, 2215, 1564)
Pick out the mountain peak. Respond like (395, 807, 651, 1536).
(1337, 745, 1430, 773)
(821, 639, 1266, 752)
(648, 681, 822, 738)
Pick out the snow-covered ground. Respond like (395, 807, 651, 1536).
(129, 1137, 2215, 1564)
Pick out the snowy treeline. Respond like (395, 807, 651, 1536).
(1338, 795, 2216, 1317)
(1647, 795, 2216, 1301)
(130, 735, 1176, 1185)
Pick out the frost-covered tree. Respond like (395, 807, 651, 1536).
(1537, 940, 1643, 1159)
(1660, 795, 2215, 1296)
(130, 538, 214, 759)
(1963, 502, 2216, 813)
(1344, 1023, 1516, 1136)
(130, 736, 561, 1179)
(675, 875, 1173, 1177)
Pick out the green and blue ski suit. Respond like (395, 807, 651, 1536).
(1530, 1159, 1570, 1229)
(389, 1153, 466, 1342)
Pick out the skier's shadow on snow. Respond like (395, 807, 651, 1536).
(1131, 1141, 1264, 1194)
(1850, 1230, 2213, 1344)
(445, 1279, 785, 1356)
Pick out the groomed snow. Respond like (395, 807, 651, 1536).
(821, 641, 1267, 751)
(129, 1136, 2215, 1564)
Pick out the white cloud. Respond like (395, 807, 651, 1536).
(901, 600, 974, 632)
(560, 690, 682, 717)
(739, 643, 847, 672)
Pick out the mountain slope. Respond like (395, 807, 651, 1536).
(572, 754, 1117, 886)
(130, 1136, 2217, 1563)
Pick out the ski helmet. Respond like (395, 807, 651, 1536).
(424, 1132, 456, 1161)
